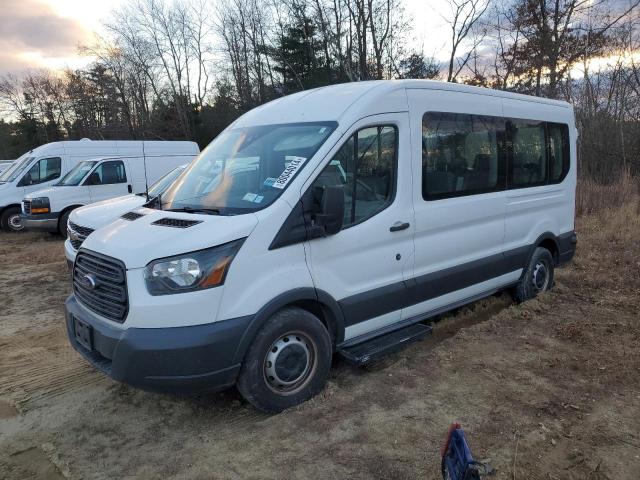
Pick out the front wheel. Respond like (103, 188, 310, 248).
(58, 210, 72, 238)
(237, 307, 332, 413)
(0, 206, 24, 232)
(513, 247, 554, 303)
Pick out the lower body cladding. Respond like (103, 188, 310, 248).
(65, 295, 252, 393)
(65, 231, 577, 403)
(20, 212, 60, 232)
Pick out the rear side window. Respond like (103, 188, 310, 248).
(22, 157, 62, 185)
(422, 111, 571, 199)
(422, 112, 506, 200)
(311, 125, 397, 229)
(547, 123, 569, 183)
(509, 120, 547, 188)
(90, 160, 127, 185)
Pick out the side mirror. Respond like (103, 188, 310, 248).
(315, 186, 344, 235)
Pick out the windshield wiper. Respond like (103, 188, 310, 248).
(167, 206, 221, 215)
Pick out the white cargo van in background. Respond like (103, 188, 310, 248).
(0, 140, 198, 233)
(64, 164, 188, 265)
(64, 80, 577, 413)
(0, 160, 15, 174)
(0, 140, 198, 232)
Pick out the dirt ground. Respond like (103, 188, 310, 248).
(1, 201, 639, 480)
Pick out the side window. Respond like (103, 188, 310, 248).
(509, 120, 547, 187)
(422, 112, 505, 200)
(90, 161, 127, 185)
(547, 123, 569, 183)
(311, 125, 397, 229)
(22, 157, 62, 186)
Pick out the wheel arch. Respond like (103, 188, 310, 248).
(57, 204, 84, 231)
(519, 232, 560, 280)
(0, 203, 23, 229)
(232, 288, 345, 365)
(534, 232, 560, 264)
(0, 203, 22, 215)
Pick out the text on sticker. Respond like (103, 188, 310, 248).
(273, 156, 307, 189)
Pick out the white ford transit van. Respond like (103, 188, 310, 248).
(20, 143, 198, 236)
(65, 80, 577, 412)
(64, 164, 188, 265)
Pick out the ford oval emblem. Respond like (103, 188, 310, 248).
(81, 274, 97, 290)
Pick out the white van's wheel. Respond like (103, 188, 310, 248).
(58, 210, 72, 238)
(237, 307, 332, 413)
(514, 247, 554, 303)
(1, 207, 24, 232)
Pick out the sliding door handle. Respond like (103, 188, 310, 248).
(389, 221, 410, 232)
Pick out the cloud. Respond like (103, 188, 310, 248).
(0, 0, 92, 74)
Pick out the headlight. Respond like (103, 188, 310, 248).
(144, 239, 245, 295)
(29, 197, 50, 214)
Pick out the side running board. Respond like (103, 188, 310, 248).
(338, 323, 432, 366)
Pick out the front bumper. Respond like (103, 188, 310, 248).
(20, 212, 59, 232)
(64, 238, 77, 267)
(65, 294, 253, 393)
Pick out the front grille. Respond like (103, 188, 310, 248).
(23, 200, 31, 214)
(68, 222, 94, 251)
(121, 211, 145, 221)
(151, 218, 202, 228)
(73, 250, 128, 323)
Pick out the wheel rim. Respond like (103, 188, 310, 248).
(264, 332, 317, 395)
(532, 260, 550, 293)
(8, 213, 23, 231)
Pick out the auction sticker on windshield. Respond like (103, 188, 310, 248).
(272, 156, 306, 189)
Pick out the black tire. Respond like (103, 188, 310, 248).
(0, 206, 24, 232)
(237, 307, 332, 413)
(58, 210, 72, 238)
(513, 247, 555, 303)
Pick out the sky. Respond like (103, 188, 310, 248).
(0, 0, 455, 75)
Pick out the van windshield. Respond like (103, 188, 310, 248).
(0, 154, 34, 183)
(146, 166, 186, 198)
(161, 122, 337, 214)
(57, 161, 97, 186)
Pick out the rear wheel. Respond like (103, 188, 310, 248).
(0, 206, 24, 232)
(513, 247, 554, 303)
(237, 307, 332, 413)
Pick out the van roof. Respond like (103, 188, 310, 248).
(233, 80, 572, 128)
(29, 140, 199, 156)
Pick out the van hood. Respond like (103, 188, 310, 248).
(69, 195, 146, 231)
(81, 209, 259, 269)
(24, 185, 88, 213)
(24, 186, 57, 200)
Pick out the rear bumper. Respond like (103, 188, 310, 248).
(21, 213, 59, 232)
(65, 294, 253, 393)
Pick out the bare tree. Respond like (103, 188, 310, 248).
(444, 0, 491, 82)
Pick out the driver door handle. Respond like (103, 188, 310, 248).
(389, 221, 410, 232)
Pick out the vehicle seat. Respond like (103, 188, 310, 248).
(464, 154, 493, 190)
(424, 170, 455, 196)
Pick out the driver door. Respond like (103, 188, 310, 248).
(20, 157, 63, 195)
(302, 113, 415, 341)
(87, 160, 130, 203)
